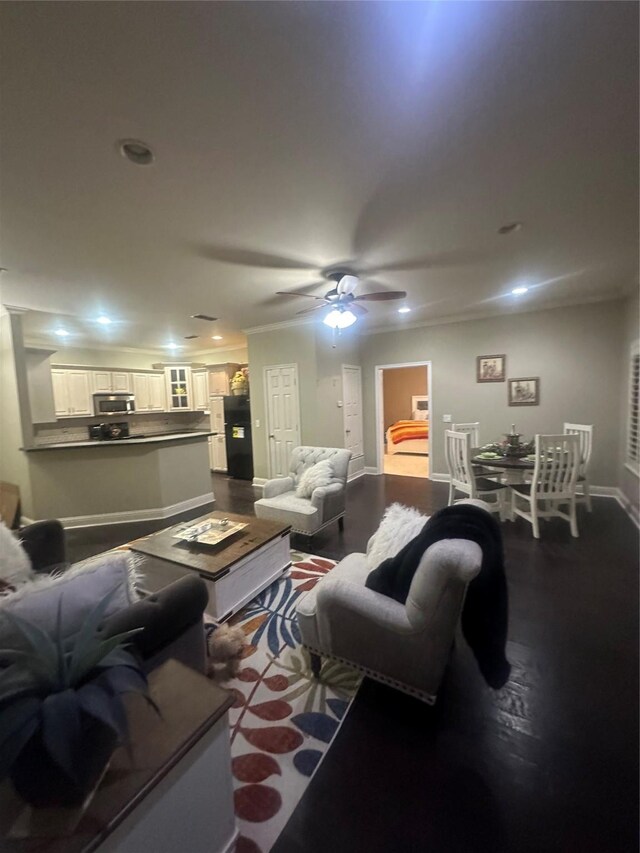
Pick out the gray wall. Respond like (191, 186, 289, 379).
(361, 300, 627, 486)
(247, 323, 361, 479)
(619, 294, 640, 513)
(0, 310, 34, 517)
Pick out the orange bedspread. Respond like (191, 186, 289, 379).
(388, 420, 429, 445)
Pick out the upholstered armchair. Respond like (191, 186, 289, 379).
(254, 446, 352, 536)
(295, 501, 490, 703)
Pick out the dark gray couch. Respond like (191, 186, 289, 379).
(16, 520, 209, 673)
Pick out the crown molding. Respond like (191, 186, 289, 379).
(359, 291, 631, 337)
(243, 316, 318, 335)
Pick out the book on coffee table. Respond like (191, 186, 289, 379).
(172, 519, 247, 547)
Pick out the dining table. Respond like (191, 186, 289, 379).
(471, 448, 535, 485)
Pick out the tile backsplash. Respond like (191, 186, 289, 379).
(33, 412, 210, 446)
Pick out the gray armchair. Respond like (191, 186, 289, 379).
(295, 501, 491, 703)
(254, 446, 352, 536)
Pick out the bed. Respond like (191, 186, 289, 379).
(386, 419, 429, 455)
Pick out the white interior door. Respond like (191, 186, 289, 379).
(265, 365, 300, 478)
(342, 365, 363, 458)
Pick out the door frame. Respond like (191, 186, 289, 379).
(263, 363, 302, 478)
(341, 364, 363, 458)
(374, 360, 432, 476)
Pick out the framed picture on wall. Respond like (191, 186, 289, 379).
(477, 354, 506, 382)
(508, 377, 540, 406)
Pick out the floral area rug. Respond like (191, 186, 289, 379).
(224, 552, 361, 853)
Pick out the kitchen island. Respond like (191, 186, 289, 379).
(23, 431, 215, 527)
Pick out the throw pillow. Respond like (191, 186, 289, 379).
(0, 551, 144, 644)
(365, 502, 429, 570)
(295, 459, 334, 499)
(0, 522, 33, 590)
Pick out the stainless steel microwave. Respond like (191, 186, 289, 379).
(93, 393, 135, 416)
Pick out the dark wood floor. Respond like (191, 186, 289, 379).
(66, 473, 639, 853)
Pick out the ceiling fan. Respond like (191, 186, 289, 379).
(276, 271, 406, 328)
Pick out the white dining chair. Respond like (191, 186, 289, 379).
(510, 434, 581, 539)
(563, 423, 593, 512)
(452, 422, 503, 481)
(444, 430, 508, 520)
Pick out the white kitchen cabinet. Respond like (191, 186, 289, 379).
(148, 373, 166, 411)
(210, 396, 225, 433)
(208, 437, 215, 470)
(193, 371, 209, 410)
(91, 371, 131, 393)
(165, 366, 193, 411)
(52, 369, 92, 417)
(133, 373, 166, 412)
(212, 433, 228, 472)
(207, 363, 240, 396)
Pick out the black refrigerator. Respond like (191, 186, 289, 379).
(223, 395, 254, 480)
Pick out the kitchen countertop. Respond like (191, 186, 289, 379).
(24, 430, 215, 451)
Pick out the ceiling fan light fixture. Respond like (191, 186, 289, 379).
(398, 307, 411, 314)
(323, 308, 357, 329)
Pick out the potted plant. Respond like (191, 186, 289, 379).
(0, 588, 157, 808)
(230, 368, 249, 396)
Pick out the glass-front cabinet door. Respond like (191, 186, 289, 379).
(165, 366, 192, 410)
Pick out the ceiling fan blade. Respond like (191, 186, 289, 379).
(350, 302, 368, 315)
(353, 290, 407, 302)
(337, 274, 359, 296)
(296, 302, 329, 315)
(193, 243, 320, 270)
(276, 290, 326, 299)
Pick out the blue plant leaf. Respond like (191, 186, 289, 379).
(279, 617, 296, 649)
(99, 664, 148, 696)
(267, 613, 283, 656)
(290, 712, 339, 743)
(42, 689, 82, 781)
(77, 682, 128, 740)
(293, 749, 322, 777)
(290, 619, 301, 644)
(0, 711, 39, 780)
(326, 698, 349, 720)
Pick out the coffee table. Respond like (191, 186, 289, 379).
(127, 511, 291, 621)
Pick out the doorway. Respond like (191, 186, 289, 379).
(375, 362, 431, 478)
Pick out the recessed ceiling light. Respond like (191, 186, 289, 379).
(54, 329, 70, 337)
(511, 286, 529, 295)
(119, 139, 154, 166)
(212, 335, 223, 341)
(96, 315, 111, 325)
(498, 222, 523, 235)
(398, 307, 411, 314)
(166, 342, 180, 350)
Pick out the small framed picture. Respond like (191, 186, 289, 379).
(477, 354, 506, 383)
(508, 377, 540, 406)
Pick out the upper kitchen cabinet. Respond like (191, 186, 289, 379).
(51, 369, 93, 418)
(208, 363, 240, 396)
(92, 371, 131, 393)
(132, 372, 166, 412)
(165, 365, 193, 411)
(192, 370, 208, 410)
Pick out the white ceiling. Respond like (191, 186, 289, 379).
(1, 1, 637, 353)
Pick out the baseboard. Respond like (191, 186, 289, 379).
(252, 477, 268, 494)
(364, 466, 381, 475)
(347, 469, 366, 482)
(19, 515, 36, 527)
(614, 488, 640, 529)
(429, 472, 450, 482)
(57, 492, 215, 529)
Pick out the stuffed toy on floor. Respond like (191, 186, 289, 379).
(205, 619, 246, 682)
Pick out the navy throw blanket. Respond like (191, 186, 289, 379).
(365, 504, 511, 688)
